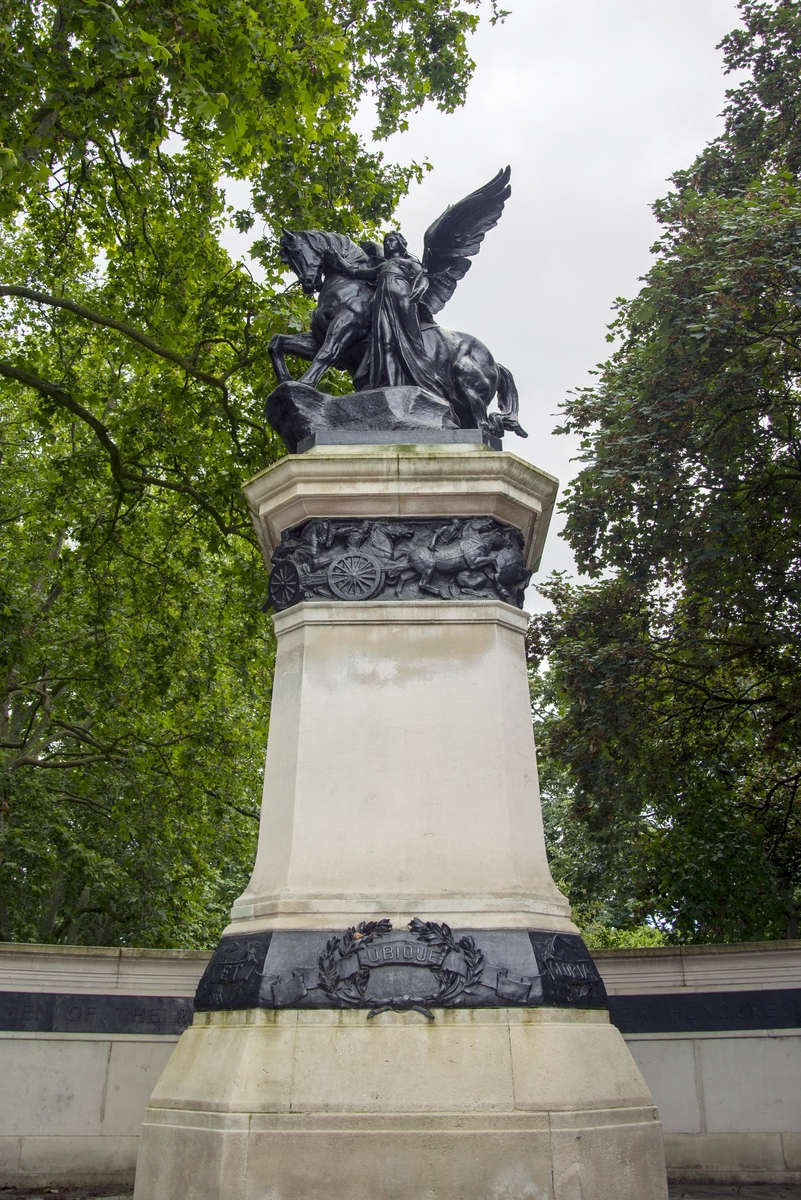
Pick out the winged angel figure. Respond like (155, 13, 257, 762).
(268, 167, 526, 439)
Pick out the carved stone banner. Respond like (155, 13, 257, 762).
(194, 924, 607, 1017)
(266, 516, 532, 610)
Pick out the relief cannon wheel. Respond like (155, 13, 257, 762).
(267, 560, 302, 610)
(327, 552, 384, 600)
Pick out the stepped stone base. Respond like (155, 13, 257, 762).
(133, 446, 667, 1199)
(133, 1007, 667, 1200)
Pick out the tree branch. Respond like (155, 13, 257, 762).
(220, 797, 261, 823)
(0, 358, 125, 470)
(0, 285, 232, 393)
(0, 360, 256, 545)
(14, 754, 120, 769)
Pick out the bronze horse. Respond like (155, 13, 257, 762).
(268, 229, 527, 440)
(392, 518, 502, 599)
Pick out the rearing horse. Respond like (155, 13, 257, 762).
(268, 230, 527, 439)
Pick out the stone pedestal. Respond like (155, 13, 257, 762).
(133, 445, 668, 1200)
(229, 600, 569, 935)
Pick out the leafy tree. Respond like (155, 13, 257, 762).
(0, 0, 497, 944)
(531, 0, 801, 943)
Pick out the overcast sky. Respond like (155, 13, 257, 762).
(224, 0, 742, 606)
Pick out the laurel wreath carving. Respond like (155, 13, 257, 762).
(317, 917, 485, 1018)
(317, 919, 392, 1008)
(407, 918, 485, 1005)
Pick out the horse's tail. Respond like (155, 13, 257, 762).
(496, 363, 528, 438)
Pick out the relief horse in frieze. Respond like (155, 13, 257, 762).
(392, 518, 502, 599)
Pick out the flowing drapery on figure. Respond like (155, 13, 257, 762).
(333, 236, 447, 396)
(363, 255, 443, 393)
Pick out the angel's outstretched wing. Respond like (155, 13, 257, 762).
(420, 166, 511, 319)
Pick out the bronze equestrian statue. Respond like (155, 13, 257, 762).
(267, 167, 527, 442)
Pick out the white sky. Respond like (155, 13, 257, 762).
(222, 0, 741, 607)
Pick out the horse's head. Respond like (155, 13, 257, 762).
(280, 229, 323, 294)
(280, 229, 368, 294)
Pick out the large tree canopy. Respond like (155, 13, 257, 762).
(531, 0, 801, 944)
(0, 0, 497, 945)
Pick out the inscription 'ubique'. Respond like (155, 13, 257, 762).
(358, 940, 446, 968)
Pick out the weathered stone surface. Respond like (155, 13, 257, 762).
(133, 1007, 668, 1200)
(224, 601, 574, 937)
(265, 380, 459, 454)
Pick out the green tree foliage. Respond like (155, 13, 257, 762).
(0, 0, 494, 945)
(531, 0, 801, 943)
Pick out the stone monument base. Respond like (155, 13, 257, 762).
(265, 380, 461, 455)
(134, 1006, 666, 1200)
(132, 447, 667, 1199)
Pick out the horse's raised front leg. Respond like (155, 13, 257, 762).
(473, 554, 499, 581)
(462, 542, 497, 574)
(269, 332, 319, 383)
(299, 308, 365, 389)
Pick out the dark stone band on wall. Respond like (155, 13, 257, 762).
(608, 988, 801, 1035)
(0, 992, 194, 1035)
(193, 925, 608, 1017)
(266, 516, 532, 611)
(2, 985, 799, 1035)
